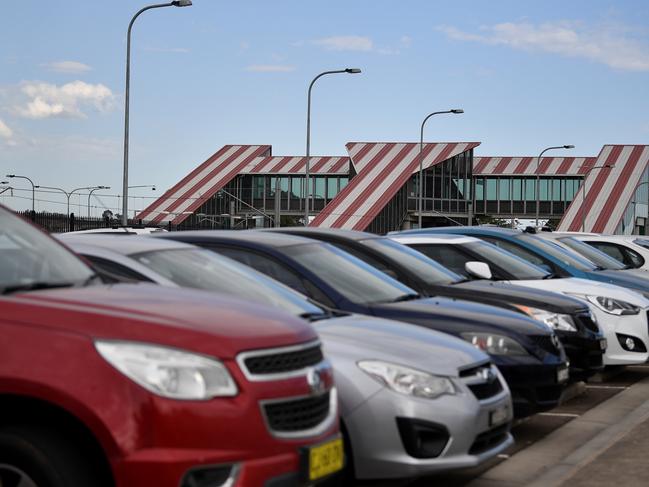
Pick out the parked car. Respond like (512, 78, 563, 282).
(62, 226, 167, 235)
(0, 207, 341, 487)
(156, 230, 569, 418)
(567, 233, 649, 271)
(58, 234, 514, 480)
(265, 227, 605, 381)
(399, 226, 649, 298)
(390, 233, 649, 366)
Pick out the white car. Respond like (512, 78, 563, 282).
(61, 227, 167, 235)
(390, 234, 649, 366)
(564, 233, 649, 272)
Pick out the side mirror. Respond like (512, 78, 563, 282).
(465, 261, 493, 280)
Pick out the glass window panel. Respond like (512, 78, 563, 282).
(280, 177, 289, 193)
(486, 179, 497, 200)
(253, 176, 264, 199)
(525, 179, 536, 201)
(340, 177, 349, 190)
(475, 178, 484, 200)
(327, 178, 338, 199)
(499, 179, 510, 200)
(313, 177, 326, 199)
(540, 179, 550, 201)
(291, 178, 302, 199)
(512, 179, 522, 201)
(552, 179, 561, 202)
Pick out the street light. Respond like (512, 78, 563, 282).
(129, 184, 156, 191)
(579, 164, 614, 232)
(418, 109, 464, 228)
(304, 68, 361, 226)
(122, 1, 192, 226)
(6, 174, 35, 212)
(88, 186, 111, 217)
(535, 145, 574, 228)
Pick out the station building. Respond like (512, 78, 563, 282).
(136, 143, 649, 235)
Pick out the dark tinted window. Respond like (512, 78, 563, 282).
(409, 244, 473, 277)
(556, 237, 626, 270)
(588, 242, 645, 269)
(516, 234, 598, 271)
(84, 256, 150, 282)
(481, 236, 548, 267)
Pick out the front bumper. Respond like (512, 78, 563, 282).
(595, 308, 649, 365)
(343, 372, 513, 479)
(557, 330, 605, 381)
(496, 360, 568, 418)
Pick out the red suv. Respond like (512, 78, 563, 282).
(0, 207, 342, 487)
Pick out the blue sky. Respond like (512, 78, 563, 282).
(1, 0, 649, 214)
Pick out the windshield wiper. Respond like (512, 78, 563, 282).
(392, 293, 421, 302)
(1, 281, 76, 295)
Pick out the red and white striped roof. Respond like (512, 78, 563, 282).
(474, 156, 597, 176)
(558, 145, 649, 233)
(310, 142, 480, 231)
(240, 155, 349, 175)
(136, 145, 350, 224)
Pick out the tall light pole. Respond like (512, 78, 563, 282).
(88, 186, 110, 217)
(535, 145, 574, 228)
(35, 185, 69, 214)
(580, 164, 614, 232)
(418, 109, 464, 228)
(304, 68, 361, 226)
(122, 0, 192, 226)
(6, 174, 35, 212)
(69, 186, 103, 216)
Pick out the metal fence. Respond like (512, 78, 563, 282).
(17, 211, 127, 233)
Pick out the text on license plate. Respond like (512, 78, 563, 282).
(557, 367, 569, 383)
(309, 437, 344, 481)
(489, 405, 510, 427)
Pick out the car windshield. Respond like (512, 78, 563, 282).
(0, 208, 95, 293)
(464, 240, 551, 280)
(132, 248, 324, 318)
(516, 234, 599, 271)
(557, 237, 627, 270)
(287, 243, 418, 305)
(362, 237, 464, 285)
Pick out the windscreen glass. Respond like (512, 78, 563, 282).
(287, 243, 417, 304)
(133, 248, 323, 317)
(0, 208, 94, 291)
(517, 234, 598, 271)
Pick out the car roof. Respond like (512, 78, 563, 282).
(264, 227, 381, 242)
(390, 234, 480, 244)
(61, 227, 167, 235)
(158, 229, 318, 248)
(421, 226, 521, 236)
(57, 234, 194, 255)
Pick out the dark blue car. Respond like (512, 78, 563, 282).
(157, 230, 569, 418)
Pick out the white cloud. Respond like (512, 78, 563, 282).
(41, 61, 92, 74)
(12, 81, 116, 119)
(436, 21, 649, 71)
(312, 36, 373, 52)
(0, 118, 13, 139)
(400, 36, 413, 48)
(245, 64, 296, 72)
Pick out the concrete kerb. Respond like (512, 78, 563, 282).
(467, 375, 649, 487)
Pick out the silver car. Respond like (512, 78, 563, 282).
(58, 234, 514, 479)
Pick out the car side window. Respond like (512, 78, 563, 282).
(411, 244, 471, 277)
(481, 237, 548, 267)
(624, 247, 645, 268)
(331, 242, 402, 281)
(588, 242, 626, 264)
(84, 255, 152, 282)
(214, 246, 312, 296)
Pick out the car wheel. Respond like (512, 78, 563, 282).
(0, 424, 101, 487)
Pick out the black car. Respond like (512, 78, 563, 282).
(267, 227, 605, 381)
(158, 230, 569, 418)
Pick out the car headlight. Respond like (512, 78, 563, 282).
(357, 360, 455, 399)
(460, 332, 529, 356)
(567, 294, 641, 316)
(96, 341, 238, 399)
(514, 305, 577, 332)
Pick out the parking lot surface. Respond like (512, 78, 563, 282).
(356, 365, 649, 487)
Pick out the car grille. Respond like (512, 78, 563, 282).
(469, 424, 509, 455)
(243, 344, 323, 375)
(531, 335, 560, 355)
(264, 393, 330, 433)
(574, 313, 599, 333)
(467, 380, 504, 400)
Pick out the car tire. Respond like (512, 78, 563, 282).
(0, 424, 102, 487)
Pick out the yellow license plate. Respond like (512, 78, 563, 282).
(308, 437, 344, 481)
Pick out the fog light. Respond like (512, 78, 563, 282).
(181, 465, 238, 487)
(616, 333, 647, 353)
(626, 338, 636, 350)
